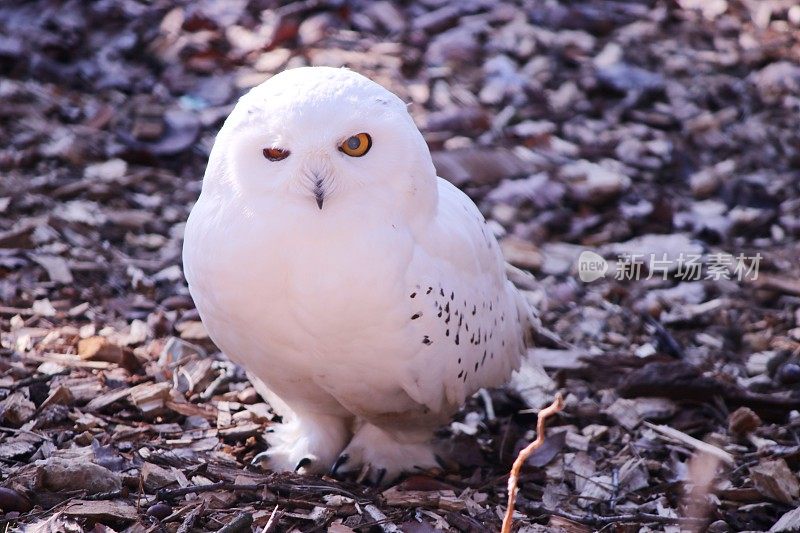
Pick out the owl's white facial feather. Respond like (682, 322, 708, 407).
(210, 67, 437, 215)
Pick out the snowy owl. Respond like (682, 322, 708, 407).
(183, 66, 540, 483)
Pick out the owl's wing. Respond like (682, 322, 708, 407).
(398, 178, 536, 414)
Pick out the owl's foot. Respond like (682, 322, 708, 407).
(251, 413, 349, 475)
(330, 423, 439, 484)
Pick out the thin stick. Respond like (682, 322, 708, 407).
(501, 393, 564, 533)
(521, 501, 709, 527)
(262, 505, 282, 533)
(157, 482, 265, 500)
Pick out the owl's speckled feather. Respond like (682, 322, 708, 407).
(183, 66, 539, 482)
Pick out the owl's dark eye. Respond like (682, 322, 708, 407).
(263, 147, 290, 161)
(339, 133, 371, 157)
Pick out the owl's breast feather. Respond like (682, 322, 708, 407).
(184, 193, 417, 365)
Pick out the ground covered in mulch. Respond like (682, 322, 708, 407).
(2, 0, 800, 531)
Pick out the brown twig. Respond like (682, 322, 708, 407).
(501, 393, 564, 533)
(157, 482, 265, 500)
(521, 501, 710, 528)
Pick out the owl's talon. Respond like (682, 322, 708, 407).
(330, 453, 349, 477)
(336, 424, 439, 484)
(248, 413, 349, 474)
(295, 457, 312, 472)
(250, 451, 270, 467)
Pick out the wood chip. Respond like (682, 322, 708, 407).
(85, 381, 153, 411)
(130, 382, 172, 416)
(751, 459, 800, 505)
(78, 336, 126, 363)
(770, 506, 800, 532)
(644, 422, 734, 465)
(0, 392, 36, 426)
(63, 500, 138, 521)
(176, 320, 209, 340)
(39, 385, 74, 410)
(381, 487, 466, 512)
(432, 148, 530, 187)
(29, 254, 74, 284)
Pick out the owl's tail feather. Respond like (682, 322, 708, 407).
(531, 322, 568, 350)
(505, 263, 569, 350)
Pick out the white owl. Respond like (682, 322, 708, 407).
(183, 67, 540, 483)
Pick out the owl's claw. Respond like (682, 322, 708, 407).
(330, 453, 385, 485)
(249, 413, 350, 474)
(250, 451, 270, 467)
(332, 424, 439, 485)
(295, 457, 312, 472)
(252, 450, 315, 473)
(330, 453, 349, 477)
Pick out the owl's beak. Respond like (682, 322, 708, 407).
(313, 178, 325, 210)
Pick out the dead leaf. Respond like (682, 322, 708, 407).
(62, 499, 138, 521)
(751, 459, 800, 505)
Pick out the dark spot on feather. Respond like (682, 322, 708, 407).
(410, 292, 416, 298)
(450, 292, 454, 300)
(422, 336, 431, 345)
(457, 370, 463, 378)
(411, 313, 421, 320)
(474, 362, 479, 371)
(445, 329, 450, 337)
(455, 334, 459, 345)
(440, 288, 445, 297)
(426, 287, 433, 294)
(472, 305, 476, 315)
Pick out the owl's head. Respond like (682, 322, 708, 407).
(209, 67, 437, 214)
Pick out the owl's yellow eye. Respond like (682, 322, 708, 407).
(263, 147, 289, 161)
(339, 133, 372, 157)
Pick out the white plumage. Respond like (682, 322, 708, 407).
(183, 67, 538, 482)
